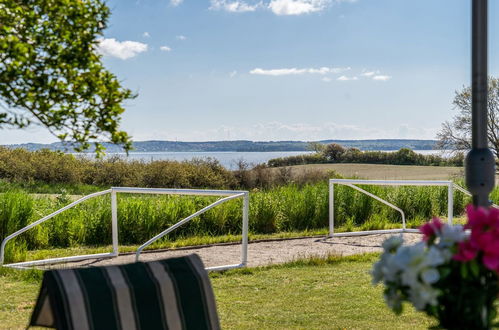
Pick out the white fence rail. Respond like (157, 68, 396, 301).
(0, 187, 249, 271)
(329, 179, 482, 237)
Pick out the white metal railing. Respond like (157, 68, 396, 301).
(0, 187, 249, 271)
(329, 179, 483, 237)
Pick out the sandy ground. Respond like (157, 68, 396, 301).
(60, 233, 422, 269)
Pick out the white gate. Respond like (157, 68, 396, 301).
(0, 187, 249, 271)
(329, 179, 478, 237)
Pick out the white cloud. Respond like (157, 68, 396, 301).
(372, 75, 392, 81)
(250, 66, 349, 76)
(170, 0, 183, 6)
(361, 70, 378, 77)
(268, 0, 331, 15)
(210, 0, 262, 12)
(229, 70, 238, 78)
(143, 32, 150, 38)
(160, 45, 172, 52)
(1, 120, 437, 145)
(207, 0, 355, 15)
(97, 38, 148, 60)
(133, 121, 438, 142)
(360, 70, 391, 81)
(337, 75, 358, 81)
(249, 66, 392, 82)
(176, 35, 187, 40)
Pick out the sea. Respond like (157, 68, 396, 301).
(76, 150, 451, 170)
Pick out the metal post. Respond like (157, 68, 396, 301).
(466, 0, 495, 207)
(448, 183, 454, 224)
(241, 193, 249, 266)
(111, 190, 119, 256)
(329, 181, 334, 236)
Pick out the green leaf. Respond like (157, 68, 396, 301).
(460, 262, 469, 279)
(469, 260, 480, 278)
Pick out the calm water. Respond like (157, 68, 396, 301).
(80, 150, 450, 169)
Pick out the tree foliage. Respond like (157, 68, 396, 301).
(323, 143, 346, 161)
(0, 0, 133, 154)
(437, 77, 499, 160)
(307, 142, 325, 153)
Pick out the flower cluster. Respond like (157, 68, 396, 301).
(454, 205, 499, 272)
(372, 220, 466, 312)
(372, 206, 499, 329)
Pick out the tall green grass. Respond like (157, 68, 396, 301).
(0, 181, 478, 263)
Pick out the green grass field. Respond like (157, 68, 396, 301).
(279, 163, 464, 181)
(0, 254, 434, 329)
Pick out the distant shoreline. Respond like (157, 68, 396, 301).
(71, 150, 449, 169)
(5, 139, 438, 153)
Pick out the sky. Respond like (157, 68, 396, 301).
(3, 0, 499, 143)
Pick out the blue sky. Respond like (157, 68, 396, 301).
(4, 0, 499, 143)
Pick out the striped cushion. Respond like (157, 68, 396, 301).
(30, 254, 220, 330)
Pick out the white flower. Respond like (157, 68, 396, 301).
(373, 232, 454, 313)
(382, 235, 404, 252)
(392, 243, 425, 270)
(396, 245, 444, 288)
(409, 283, 440, 310)
(421, 268, 440, 284)
(438, 224, 466, 248)
(382, 255, 401, 283)
(425, 246, 446, 267)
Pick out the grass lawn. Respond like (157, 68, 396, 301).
(0, 254, 434, 329)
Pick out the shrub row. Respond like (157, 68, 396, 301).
(0, 147, 235, 188)
(268, 147, 465, 167)
(0, 147, 333, 191)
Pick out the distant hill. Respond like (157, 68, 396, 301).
(5, 139, 438, 153)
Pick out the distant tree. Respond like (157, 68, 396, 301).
(307, 142, 325, 153)
(0, 0, 133, 155)
(323, 143, 345, 162)
(437, 77, 499, 160)
(342, 147, 362, 162)
(393, 148, 418, 165)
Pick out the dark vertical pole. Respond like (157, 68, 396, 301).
(465, 0, 495, 207)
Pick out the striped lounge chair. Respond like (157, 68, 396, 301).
(29, 254, 220, 330)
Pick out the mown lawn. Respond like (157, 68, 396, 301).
(0, 254, 434, 329)
(212, 254, 433, 329)
(281, 163, 463, 181)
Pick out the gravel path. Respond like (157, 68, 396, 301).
(63, 233, 421, 269)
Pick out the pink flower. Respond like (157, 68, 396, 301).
(483, 253, 499, 272)
(453, 205, 499, 272)
(466, 204, 491, 228)
(420, 217, 444, 241)
(466, 205, 499, 252)
(453, 240, 477, 262)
